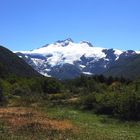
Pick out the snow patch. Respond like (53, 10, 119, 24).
(82, 72, 93, 75)
(114, 49, 123, 60)
(40, 72, 51, 77)
(79, 65, 86, 68)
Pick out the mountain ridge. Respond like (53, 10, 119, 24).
(15, 39, 140, 79)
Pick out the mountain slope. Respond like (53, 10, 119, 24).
(0, 46, 41, 78)
(15, 39, 140, 79)
(104, 54, 140, 79)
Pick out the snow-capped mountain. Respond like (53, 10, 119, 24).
(15, 38, 140, 79)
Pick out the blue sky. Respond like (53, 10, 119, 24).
(0, 0, 140, 51)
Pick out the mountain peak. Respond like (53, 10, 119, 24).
(80, 41, 93, 47)
(65, 38, 74, 42)
(56, 38, 73, 44)
(55, 38, 74, 47)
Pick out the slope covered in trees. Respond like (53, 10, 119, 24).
(0, 46, 40, 78)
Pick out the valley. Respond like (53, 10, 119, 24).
(1, 0, 140, 139)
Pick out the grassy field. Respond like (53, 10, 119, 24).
(0, 104, 140, 140)
(42, 106, 140, 140)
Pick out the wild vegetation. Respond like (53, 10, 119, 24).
(0, 73, 140, 139)
(62, 75, 140, 120)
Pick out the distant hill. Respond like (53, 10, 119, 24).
(104, 54, 140, 80)
(0, 46, 41, 78)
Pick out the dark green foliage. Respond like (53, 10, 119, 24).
(63, 75, 140, 120)
(0, 88, 5, 106)
(78, 87, 140, 120)
(0, 80, 7, 106)
(94, 92, 116, 115)
(79, 93, 97, 110)
(63, 75, 130, 96)
(0, 75, 64, 107)
(42, 78, 62, 94)
(114, 91, 140, 120)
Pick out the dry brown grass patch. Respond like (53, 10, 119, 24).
(0, 107, 74, 132)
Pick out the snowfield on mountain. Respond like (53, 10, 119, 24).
(15, 38, 140, 79)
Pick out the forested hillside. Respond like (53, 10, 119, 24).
(0, 46, 40, 78)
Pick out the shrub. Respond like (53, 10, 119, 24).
(42, 78, 62, 94)
(115, 91, 140, 120)
(78, 93, 97, 110)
